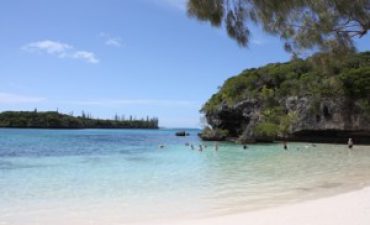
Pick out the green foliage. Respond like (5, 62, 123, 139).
(202, 51, 370, 139)
(220, 76, 250, 103)
(187, 0, 369, 54)
(254, 122, 280, 138)
(0, 111, 159, 129)
(202, 51, 370, 113)
(254, 108, 298, 138)
(339, 67, 370, 99)
(279, 111, 298, 137)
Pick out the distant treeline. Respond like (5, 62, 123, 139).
(0, 111, 159, 129)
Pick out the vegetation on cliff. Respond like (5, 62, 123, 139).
(0, 111, 159, 129)
(201, 51, 370, 140)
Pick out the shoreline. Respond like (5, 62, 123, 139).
(3, 177, 369, 225)
(144, 186, 370, 225)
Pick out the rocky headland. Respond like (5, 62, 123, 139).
(200, 52, 370, 144)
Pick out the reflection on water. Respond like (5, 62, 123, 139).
(0, 128, 370, 224)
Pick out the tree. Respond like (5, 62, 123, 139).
(187, 0, 370, 55)
(81, 111, 86, 119)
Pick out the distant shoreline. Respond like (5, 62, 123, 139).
(0, 127, 159, 130)
(0, 111, 159, 129)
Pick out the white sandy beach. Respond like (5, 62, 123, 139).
(145, 186, 370, 225)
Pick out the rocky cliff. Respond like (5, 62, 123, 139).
(200, 52, 370, 143)
(203, 97, 370, 143)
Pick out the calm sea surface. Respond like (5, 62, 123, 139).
(1, 128, 370, 224)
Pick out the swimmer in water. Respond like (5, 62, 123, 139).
(199, 145, 203, 152)
(283, 141, 288, 150)
(348, 138, 354, 149)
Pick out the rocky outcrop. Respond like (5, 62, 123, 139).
(204, 96, 370, 144)
(175, 131, 190, 136)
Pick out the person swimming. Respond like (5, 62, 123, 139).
(348, 138, 354, 149)
(199, 145, 203, 152)
(243, 145, 248, 150)
(283, 141, 288, 150)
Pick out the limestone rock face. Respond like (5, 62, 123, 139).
(205, 100, 258, 141)
(204, 96, 370, 143)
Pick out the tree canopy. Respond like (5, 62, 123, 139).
(187, 0, 370, 54)
(203, 51, 370, 112)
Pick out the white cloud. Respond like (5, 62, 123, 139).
(22, 40, 72, 56)
(72, 51, 99, 64)
(67, 99, 199, 107)
(106, 38, 122, 47)
(0, 92, 46, 104)
(22, 40, 99, 64)
(99, 33, 123, 47)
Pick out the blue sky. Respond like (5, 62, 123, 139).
(1, 0, 370, 127)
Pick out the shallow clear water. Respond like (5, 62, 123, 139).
(1, 128, 370, 224)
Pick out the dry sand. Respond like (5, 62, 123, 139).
(145, 186, 370, 225)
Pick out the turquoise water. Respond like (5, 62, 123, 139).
(1, 129, 370, 224)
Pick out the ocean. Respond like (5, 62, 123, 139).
(1, 128, 370, 224)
